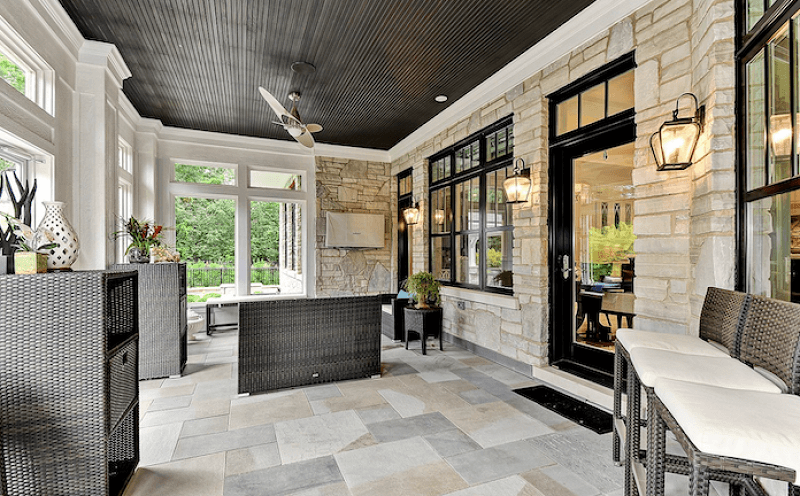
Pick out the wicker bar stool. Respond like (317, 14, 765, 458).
(646, 294, 800, 496)
(613, 288, 750, 495)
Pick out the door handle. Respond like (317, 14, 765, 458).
(560, 254, 571, 281)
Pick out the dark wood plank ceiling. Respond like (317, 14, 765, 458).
(59, 0, 595, 150)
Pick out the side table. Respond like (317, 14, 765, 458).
(404, 307, 443, 355)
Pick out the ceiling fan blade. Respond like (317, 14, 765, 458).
(258, 87, 291, 119)
(295, 131, 315, 148)
(305, 123, 323, 133)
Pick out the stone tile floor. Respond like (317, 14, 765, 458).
(122, 328, 728, 496)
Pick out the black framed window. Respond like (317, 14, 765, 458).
(737, 0, 800, 300)
(429, 116, 515, 294)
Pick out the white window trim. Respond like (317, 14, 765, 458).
(167, 159, 311, 298)
(0, 15, 54, 115)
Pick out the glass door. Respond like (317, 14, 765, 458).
(551, 139, 635, 381)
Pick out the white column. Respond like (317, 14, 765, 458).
(72, 41, 131, 270)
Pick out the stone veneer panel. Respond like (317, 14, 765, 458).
(389, 0, 736, 368)
(315, 156, 394, 296)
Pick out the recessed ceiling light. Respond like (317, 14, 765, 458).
(435, 95, 448, 103)
(291, 61, 316, 75)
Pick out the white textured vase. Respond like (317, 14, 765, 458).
(37, 201, 80, 270)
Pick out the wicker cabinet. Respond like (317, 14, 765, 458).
(0, 270, 140, 496)
(112, 263, 187, 379)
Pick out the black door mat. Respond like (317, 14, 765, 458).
(513, 385, 613, 434)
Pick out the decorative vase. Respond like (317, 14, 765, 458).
(128, 246, 150, 263)
(14, 252, 47, 274)
(37, 201, 79, 271)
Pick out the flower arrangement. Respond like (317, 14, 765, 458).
(113, 216, 164, 257)
(403, 271, 441, 309)
(0, 212, 58, 253)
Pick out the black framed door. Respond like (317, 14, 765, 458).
(397, 170, 413, 288)
(550, 119, 636, 383)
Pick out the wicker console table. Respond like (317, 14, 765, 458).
(404, 307, 443, 355)
(0, 271, 139, 496)
(238, 295, 382, 394)
(112, 263, 187, 379)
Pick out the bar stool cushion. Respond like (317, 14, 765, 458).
(628, 347, 782, 392)
(616, 328, 730, 357)
(655, 378, 800, 484)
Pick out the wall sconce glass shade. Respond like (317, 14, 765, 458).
(503, 158, 531, 204)
(650, 93, 704, 171)
(770, 113, 793, 157)
(403, 205, 420, 225)
(433, 209, 445, 225)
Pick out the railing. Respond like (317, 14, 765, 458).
(187, 265, 279, 287)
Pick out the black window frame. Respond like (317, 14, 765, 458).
(428, 116, 515, 295)
(736, 0, 800, 291)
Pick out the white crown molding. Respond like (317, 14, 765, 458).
(156, 125, 314, 157)
(314, 143, 390, 163)
(34, 0, 84, 57)
(78, 40, 132, 87)
(388, 0, 651, 161)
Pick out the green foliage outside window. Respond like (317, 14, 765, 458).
(0, 53, 25, 94)
(174, 163, 281, 267)
(175, 163, 235, 185)
(0, 158, 16, 172)
(588, 222, 636, 280)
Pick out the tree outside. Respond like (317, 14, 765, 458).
(174, 164, 283, 298)
(0, 53, 25, 94)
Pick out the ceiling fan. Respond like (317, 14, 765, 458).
(258, 87, 322, 148)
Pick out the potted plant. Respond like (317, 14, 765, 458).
(113, 216, 164, 263)
(0, 213, 58, 274)
(404, 271, 441, 309)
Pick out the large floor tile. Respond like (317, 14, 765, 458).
(366, 412, 458, 443)
(442, 475, 539, 496)
(139, 422, 183, 466)
(224, 443, 282, 476)
(123, 452, 225, 496)
(224, 455, 344, 496)
(443, 401, 553, 448)
(275, 410, 370, 464)
(229, 390, 313, 429)
(334, 437, 446, 488)
(173, 424, 277, 460)
(445, 438, 555, 485)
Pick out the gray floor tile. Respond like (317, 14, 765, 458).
(356, 405, 401, 424)
(423, 428, 482, 458)
(304, 384, 342, 402)
(149, 395, 194, 412)
(445, 438, 555, 485)
(367, 411, 457, 443)
(180, 415, 229, 438)
(224, 443, 282, 476)
(224, 455, 343, 496)
(173, 424, 277, 460)
(458, 388, 499, 405)
(531, 431, 623, 493)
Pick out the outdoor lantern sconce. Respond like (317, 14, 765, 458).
(770, 113, 793, 157)
(503, 158, 531, 204)
(433, 209, 445, 225)
(403, 199, 420, 226)
(650, 93, 705, 171)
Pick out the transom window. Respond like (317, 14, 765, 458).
(429, 116, 515, 294)
(554, 69, 634, 136)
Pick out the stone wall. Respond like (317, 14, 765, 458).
(390, 0, 736, 367)
(315, 156, 394, 296)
